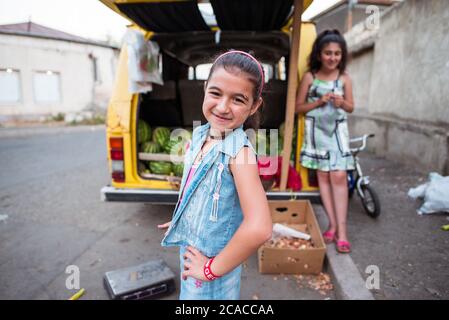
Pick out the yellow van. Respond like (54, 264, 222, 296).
(100, 0, 320, 204)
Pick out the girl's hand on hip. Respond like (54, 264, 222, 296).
(182, 246, 210, 281)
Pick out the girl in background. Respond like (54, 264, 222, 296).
(295, 30, 355, 253)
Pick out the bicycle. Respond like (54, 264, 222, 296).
(347, 134, 381, 218)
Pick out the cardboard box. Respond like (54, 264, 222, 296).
(258, 200, 326, 275)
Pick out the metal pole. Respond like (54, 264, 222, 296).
(280, 0, 303, 190)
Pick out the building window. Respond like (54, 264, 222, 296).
(0, 68, 21, 104)
(33, 70, 61, 104)
(277, 57, 287, 81)
(262, 64, 273, 82)
(190, 63, 212, 80)
(189, 62, 272, 82)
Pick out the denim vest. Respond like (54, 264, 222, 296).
(161, 122, 257, 257)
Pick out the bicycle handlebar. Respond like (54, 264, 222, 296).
(349, 133, 375, 153)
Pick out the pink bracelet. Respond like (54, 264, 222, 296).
(204, 257, 221, 281)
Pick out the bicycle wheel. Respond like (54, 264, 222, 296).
(347, 171, 357, 199)
(359, 184, 381, 218)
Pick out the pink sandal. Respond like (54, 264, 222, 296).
(322, 231, 336, 244)
(336, 240, 351, 253)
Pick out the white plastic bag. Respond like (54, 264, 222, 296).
(408, 172, 449, 215)
(124, 29, 163, 93)
(272, 223, 311, 240)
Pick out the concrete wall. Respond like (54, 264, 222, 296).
(0, 34, 119, 120)
(345, 0, 449, 174)
(313, 3, 393, 35)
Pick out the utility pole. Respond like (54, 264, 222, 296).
(347, 0, 358, 32)
(280, 0, 303, 190)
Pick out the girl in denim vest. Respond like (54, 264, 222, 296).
(158, 50, 272, 300)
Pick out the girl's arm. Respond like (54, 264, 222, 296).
(295, 72, 329, 114)
(333, 74, 354, 113)
(181, 147, 272, 280)
(213, 147, 272, 275)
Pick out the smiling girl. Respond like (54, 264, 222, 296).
(295, 29, 355, 253)
(158, 50, 272, 299)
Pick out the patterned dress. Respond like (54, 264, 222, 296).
(300, 74, 354, 171)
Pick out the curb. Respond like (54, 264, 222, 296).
(314, 205, 375, 300)
(0, 124, 105, 138)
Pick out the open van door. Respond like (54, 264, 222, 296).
(100, 0, 320, 204)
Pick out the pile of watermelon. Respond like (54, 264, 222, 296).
(137, 120, 191, 177)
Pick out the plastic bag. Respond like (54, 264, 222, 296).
(408, 172, 449, 215)
(272, 223, 311, 240)
(124, 29, 163, 93)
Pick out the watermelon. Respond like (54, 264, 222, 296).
(141, 141, 160, 153)
(152, 127, 170, 148)
(173, 163, 184, 177)
(138, 120, 151, 143)
(162, 139, 179, 154)
(149, 161, 172, 175)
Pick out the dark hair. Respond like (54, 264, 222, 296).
(207, 50, 264, 130)
(308, 29, 348, 74)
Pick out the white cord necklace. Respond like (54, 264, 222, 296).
(196, 136, 216, 164)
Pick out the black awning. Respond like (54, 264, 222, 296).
(210, 0, 293, 31)
(116, 1, 210, 33)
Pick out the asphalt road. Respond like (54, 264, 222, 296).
(0, 126, 334, 300)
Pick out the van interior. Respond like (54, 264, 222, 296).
(138, 30, 291, 126)
(136, 30, 293, 179)
(113, 0, 299, 180)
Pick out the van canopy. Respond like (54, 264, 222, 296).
(100, 0, 313, 65)
(101, 0, 313, 32)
